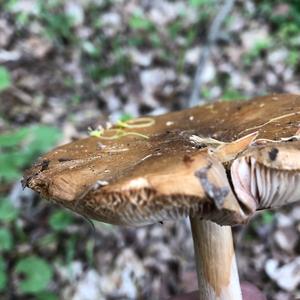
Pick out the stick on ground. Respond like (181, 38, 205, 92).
(189, 0, 236, 108)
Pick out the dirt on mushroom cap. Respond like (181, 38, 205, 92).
(23, 94, 300, 226)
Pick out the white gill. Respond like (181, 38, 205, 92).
(231, 156, 300, 212)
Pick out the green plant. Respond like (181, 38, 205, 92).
(0, 197, 19, 222)
(37, 233, 57, 248)
(0, 196, 56, 296)
(35, 291, 59, 300)
(49, 210, 74, 231)
(128, 11, 162, 49)
(188, 0, 216, 23)
(222, 89, 246, 101)
(65, 236, 77, 265)
(0, 125, 61, 182)
(0, 257, 7, 292)
(119, 113, 133, 122)
(15, 256, 54, 294)
(279, 23, 299, 41)
(250, 211, 275, 235)
(4, 0, 30, 26)
(81, 40, 100, 57)
(189, 0, 212, 7)
(257, 0, 300, 65)
(0, 228, 13, 251)
(129, 11, 154, 31)
(261, 211, 275, 225)
(37, 0, 76, 44)
(85, 36, 131, 81)
(0, 67, 12, 92)
(243, 38, 272, 65)
(85, 239, 95, 266)
(201, 87, 213, 99)
(287, 50, 300, 67)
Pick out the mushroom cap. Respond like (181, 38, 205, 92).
(23, 94, 300, 226)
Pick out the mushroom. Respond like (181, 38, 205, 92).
(23, 94, 300, 300)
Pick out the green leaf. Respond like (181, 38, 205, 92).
(287, 49, 300, 66)
(0, 228, 13, 251)
(35, 291, 59, 300)
(222, 89, 246, 101)
(0, 198, 19, 222)
(49, 210, 74, 231)
(0, 257, 7, 292)
(0, 67, 11, 92)
(38, 233, 57, 248)
(86, 239, 95, 266)
(262, 211, 274, 225)
(0, 125, 61, 183)
(65, 236, 77, 265)
(82, 40, 99, 57)
(0, 151, 31, 181)
(243, 38, 272, 65)
(38, 1, 75, 44)
(119, 113, 133, 122)
(26, 125, 61, 154)
(129, 13, 153, 31)
(189, 0, 211, 7)
(0, 127, 30, 148)
(15, 256, 53, 294)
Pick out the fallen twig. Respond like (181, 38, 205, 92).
(188, 0, 236, 108)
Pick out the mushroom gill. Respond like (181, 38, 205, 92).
(231, 155, 300, 211)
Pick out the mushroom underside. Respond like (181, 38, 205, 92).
(231, 156, 300, 211)
(72, 189, 246, 226)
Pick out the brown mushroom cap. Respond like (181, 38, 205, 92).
(23, 94, 300, 226)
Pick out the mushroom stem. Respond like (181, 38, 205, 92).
(190, 218, 242, 300)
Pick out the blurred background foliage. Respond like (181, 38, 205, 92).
(1, 0, 300, 299)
